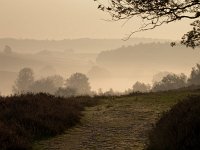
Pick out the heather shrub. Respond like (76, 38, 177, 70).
(147, 95, 200, 150)
(0, 93, 98, 150)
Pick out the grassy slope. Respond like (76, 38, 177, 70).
(34, 89, 200, 150)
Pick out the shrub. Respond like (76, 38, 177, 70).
(0, 121, 31, 150)
(0, 93, 98, 150)
(147, 95, 200, 150)
(132, 81, 151, 93)
(152, 73, 187, 92)
(65, 73, 91, 96)
(12, 68, 34, 94)
(55, 87, 77, 98)
(188, 64, 200, 86)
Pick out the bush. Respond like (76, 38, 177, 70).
(55, 87, 77, 98)
(147, 95, 200, 150)
(152, 73, 187, 92)
(132, 81, 151, 93)
(0, 93, 98, 150)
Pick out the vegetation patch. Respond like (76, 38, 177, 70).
(0, 93, 98, 150)
(147, 94, 200, 150)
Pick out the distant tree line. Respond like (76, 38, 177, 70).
(132, 64, 200, 93)
(12, 68, 123, 97)
(12, 63, 200, 97)
(12, 68, 92, 97)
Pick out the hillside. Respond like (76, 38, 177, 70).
(96, 43, 200, 77)
(0, 38, 168, 53)
(0, 52, 45, 72)
(1, 41, 200, 94)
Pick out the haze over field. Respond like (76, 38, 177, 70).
(0, 39, 199, 95)
(1, 1, 200, 150)
(0, 0, 199, 95)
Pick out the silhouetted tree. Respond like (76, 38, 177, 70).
(152, 73, 187, 91)
(132, 81, 150, 93)
(188, 64, 200, 85)
(13, 68, 34, 94)
(96, 0, 200, 47)
(65, 73, 91, 96)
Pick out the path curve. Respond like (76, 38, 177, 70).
(34, 97, 161, 150)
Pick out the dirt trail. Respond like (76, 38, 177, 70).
(33, 97, 162, 150)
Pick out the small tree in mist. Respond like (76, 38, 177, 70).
(152, 72, 171, 83)
(13, 68, 34, 94)
(188, 64, 200, 85)
(55, 87, 77, 98)
(152, 73, 187, 92)
(47, 75, 64, 88)
(65, 73, 91, 96)
(28, 78, 58, 95)
(132, 81, 151, 93)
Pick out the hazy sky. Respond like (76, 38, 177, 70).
(0, 0, 193, 40)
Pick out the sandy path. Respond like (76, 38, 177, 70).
(33, 97, 162, 150)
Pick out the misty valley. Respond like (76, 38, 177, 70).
(0, 38, 200, 95)
(1, 37, 200, 150)
(2, 0, 200, 149)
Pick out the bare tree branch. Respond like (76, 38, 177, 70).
(95, 0, 200, 48)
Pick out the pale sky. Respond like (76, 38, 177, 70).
(0, 0, 193, 40)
